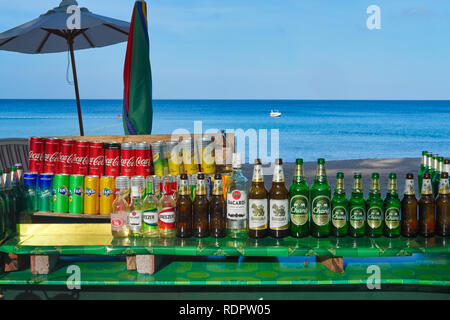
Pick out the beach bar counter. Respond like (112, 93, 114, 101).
(0, 134, 448, 300)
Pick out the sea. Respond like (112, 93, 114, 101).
(0, 99, 449, 162)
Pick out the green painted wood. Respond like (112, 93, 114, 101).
(0, 255, 448, 287)
(0, 234, 448, 257)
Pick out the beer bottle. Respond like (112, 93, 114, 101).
(383, 173, 401, 238)
(366, 173, 383, 238)
(209, 173, 226, 238)
(175, 174, 192, 238)
(436, 172, 449, 237)
(0, 170, 11, 231)
(348, 173, 365, 238)
(2, 169, 16, 230)
(418, 150, 428, 192)
(158, 176, 177, 238)
(310, 158, 331, 238)
(331, 172, 348, 237)
(420, 153, 433, 196)
(444, 159, 450, 175)
(249, 159, 268, 239)
(432, 157, 444, 198)
(419, 173, 435, 237)
(193, 173, 209, 238)
(289, 159, 309, 238)
(401, 173, 418, 237)
(269, 159, 289, 238)
(226, 153, 248, 238)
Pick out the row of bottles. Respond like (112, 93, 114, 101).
(0, 165, 25, 238)
(418, 151, 449, 197)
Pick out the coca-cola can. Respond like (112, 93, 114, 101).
(135, 142, 151, 177)
(104, 142, 121, 177)
(28, 137, 45, 174)
(120, 142, 135, 177)
(72, 140, 90, 175)
(58, 139, 75, 174)
(43, 138, 61, 174)
(88, 141, 105, 176)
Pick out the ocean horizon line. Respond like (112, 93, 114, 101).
(1, 98, 450, 102)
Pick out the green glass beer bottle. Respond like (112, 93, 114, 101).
(420, 153, 433, 196)
(366, 173, 384, 238)
(348, 173, 365, 237)
(310, 158, 331, 238)
(432, 157, 444, 198)
(289, 158, 309, 238)
(431, 154, 439, 180)
(383, 173, 401, 237)
(418, 150, 427, 191)
(331, 172, 348, 237)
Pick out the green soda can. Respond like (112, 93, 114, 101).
(38, 173, 53, 212)
(151, 141, 165, 177)
(69, 175, 84, 214)
(53, 174, 70, 213)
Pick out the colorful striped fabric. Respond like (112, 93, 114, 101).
(123, 1, 153, 135)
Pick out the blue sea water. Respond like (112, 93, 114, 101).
(0, 99, 449, 162)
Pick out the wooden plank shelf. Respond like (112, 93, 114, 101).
(33, 212, 110, 219)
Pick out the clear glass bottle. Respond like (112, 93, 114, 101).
(142, 176, 159, 237)
(226, 153, 248, 238)
(158, 174, 177, 238)
(111, 176, 130, 238)
(129, 176, 145, 236)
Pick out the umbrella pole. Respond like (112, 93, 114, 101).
(68, 40, 85, 136)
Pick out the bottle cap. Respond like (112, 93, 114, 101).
(275, 158, 283, 165)
(353, 172, 362, 178)
(254, 158, 262, 165)
(296, 158, 303, 165)
(406, 173, 414, 179)
(441, 172, 448, 179)
(232, 153, 242, 169)
(423, 173, 431, 179)
(180, 173, 188, 180)
(197, 173, 205, 180)
(389, 173, 397, 179)
(445, 159, 449, 164)
(317, 158, 325, 164)
(214, 173, 222, 180)
(371, 173, 379, 179)
(336, 172, 344, 179)
(422, 151, 428, 155)
(438, 156, 444, 162)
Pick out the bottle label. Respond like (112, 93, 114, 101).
(128, 210, 142, 231)
(269, 199, 289, 230)
(349, 207, 365, 229)
(421, 179, 432, 195)
(159, 207, 175, 230)
(385, 207, 400, 229)
(404, 179, 415, 195)
(311, 196, 331, 226)
(249, 199, 268, 230)
(290, 195, 309, 226)
(111, 212, 127, 232)
(252, 165, 264, 182)
(367, 206, 383, 229)
(331, 206, 347, 229)
(273, 165, 285, 182)
(143, 208, 158, 228)
(439, 178, 449, 194)
(227, 190, 247, 221)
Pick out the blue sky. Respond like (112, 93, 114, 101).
(0, 0, 449, 100)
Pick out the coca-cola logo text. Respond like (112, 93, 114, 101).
(90, 155, 105, 166)
(121, 157, 135, 167)
(135, 156, 150, 167)
(59, 153, 75, 164)
(73, 155, 89, 166)
(105, 156, 120, 166)
(45, 152, 60, 163)
(29, 151, 44, 161)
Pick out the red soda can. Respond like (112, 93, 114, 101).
(104, 142, 121, 177)
(72, 140, 90, 175)
(88, 141, 105, 176)
(135, 142, 151, 177)
(58, 139, 75, 174)
(28, 137, 45, 174)
(120, 142, 135, 177)
(43, 138, 61, 174)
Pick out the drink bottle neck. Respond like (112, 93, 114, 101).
(352, 178, 363, 194)
(387, 178, 398, 195)
(369, 179, 380, 195)
(212, 180, 223, 196)
(437, 160, 443, 174)
(273, 164, 284, 183)
(196, 179, 207, 196)
(179, 180, 190, 196)
(293, 164, 305, 183)
(433, 157, 439, 171)
(439, 178, 449, 195)
(252, 164, 264, 183)
(404, 178, 415, 195)
(422, 153, 427, 167)
(421, 178, 432, 195)
(334, 178, 345, 194)
(426, 156, 433, 169)
(315, 164, 327, 183)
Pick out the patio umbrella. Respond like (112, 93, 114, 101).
(0, 0, 130, 136)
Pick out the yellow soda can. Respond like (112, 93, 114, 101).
(166, 140, 182, 176)
(100, 176, 115, 215)
(84, 175, 99, 214)
(200, 136, 216, 174)
(181, 139, 199, 175)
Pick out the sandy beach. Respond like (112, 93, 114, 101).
(242, 157, 421, 197)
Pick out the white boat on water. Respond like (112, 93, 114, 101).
(270, 110, 282, 117)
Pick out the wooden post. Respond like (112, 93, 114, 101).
(316, 256, 345, 273)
